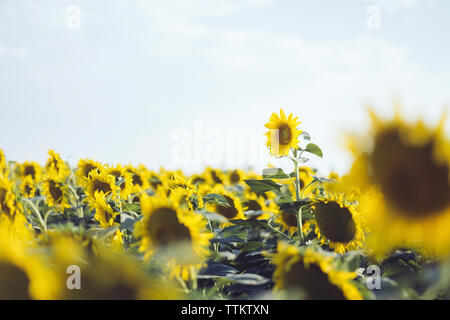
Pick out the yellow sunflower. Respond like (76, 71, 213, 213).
(105, 164, 133, 199)
(18, 161, 42, 182)
(275, 206, 313, 235)
(242, 191, 278, 220)
(125, 164, 150, 193)
(93, 192, 120, 228)
(76, 158, 102, 185)
(225, 169, 246, 186)
(205, 184, 246, 222)
(347, 109, 450, 256)
(134, 194, 213, 280)
(265, 109, 302, 157)
(0, 173, 23, 220)
(84, 169, 119, 207)
(20, 175, 36, 198)
(0, 149, 6, 173)
(42, 169, 70, 212)
(272, 242, 363, 300)
(44, 149, 70, 178)
(312, 194, 365, 254)
(203, 167, 226, 186)
(0, 229, 61, 299)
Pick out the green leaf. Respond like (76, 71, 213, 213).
(300, 131, 311, 141)
(304, 143, 323, 158)
(203, 193, 231, 207)
(262, 168, 290, 179)
(244, 179, 281, 194)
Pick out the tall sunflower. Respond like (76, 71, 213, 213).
(134, 194, 212, 280)
(347, 110, 450, 256)
(272, 242, 363, 300)
(265, 109, 302, 157)
(312, 194, 365, 254)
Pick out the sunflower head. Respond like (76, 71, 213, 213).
(76, 159, 102, 185)
(312, 194, 365, 254)
(205, 184, 246, 222)
(0, 149, 6, 173)
(19, 161, 42, 182)
(242, 191, 277, 220)
(44, 150, 69, 178)
(42, 169, 70, 212)
(135, 194, 212, 280)
(0, 174, 23, 220)
(85, 169, 119, 207)
(272, 242, 363, 300)
(125, 165, 150, 192)
(348, 109, 450, 256)
(93, 192, 120, 228)
(265, 109, 302, 157)
(105, 164, 133, 199)
(20, 175, 36, 198)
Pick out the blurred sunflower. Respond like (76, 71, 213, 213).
(203, 167, 225, 186)
(76, 159, 102, 185)
(275, 207, 313, 235)
(125, 165, 150, 192)
(226, 169, 246, 186)
(0, 174, 23, 220)
(272, 242, 362, 300)
(285, 166, 316, 198)
(20, 175, 36, 198)
(242, 191, 278, 220)
(85, 169, 119, 207)
(0, 149, 6, 173)
(18, 161, 42, 182)
(93, 192, 120, 228)
(205, 184, 246, 222)
(312, 195, 365, 254)
(348, 110, 450, 256)
(42, 170, 70, 212)
(0, 230, 61, 299)
(44, 150, 69, 178)
(105, 164, 133, 199)
(135, 194, 212, 280)
(265, 109, 302, 157)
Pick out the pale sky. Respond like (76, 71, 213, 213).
(1, 0, 449, 176)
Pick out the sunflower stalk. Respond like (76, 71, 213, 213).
(292, 149, 304, 242)
(23, 197, 47, 233)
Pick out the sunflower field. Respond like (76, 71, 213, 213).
(0, 108, 449, 300)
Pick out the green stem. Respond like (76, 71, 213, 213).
(23, 198, 47, 233)
(292, 149, 303, 242)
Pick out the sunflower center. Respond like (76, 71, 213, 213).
(281, 209, 297, 227)
(216, 195, 239, 219)
(49, 180, 63, 203)
(24, 165, 36, 179)
(371, 129, 450, 218)
(148, 208, 192, 248)
(131, 173, 143, 186)
(229, 170, 241, 184)
(0, 262, 31, 300)
(211, 170, 223, 184)
(278, 124, 292, 145)
(284, 260, 346, 300)
(245, 200, 262, 211)
(314, 202, 356, 243)
(82, 164, 97, 178)
(92, 179, 112, 195)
